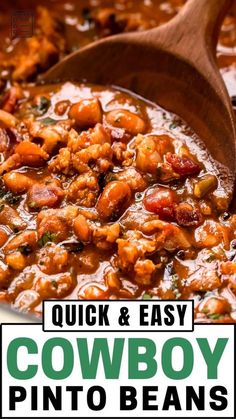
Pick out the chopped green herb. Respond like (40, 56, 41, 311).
(202, 308, 209, 315)
(82, 7, 93, 22)
(206, 254, 216, 263)
(208, 313, 222, 320)
(204, 291, 216, 298)
(51, 280, 58, 289)
(63, 241, 84, 253)
(32, 97, 51, 116)
(170, 273, 181, 299)
(135, 192, 142, 200)
(169, 122, 179, 130)
(4, 192, 22, 205)
(38, 232, 57, 247)
(156, 165, 162, 177)
(40, 117, 57, 126)
(104, 173, 117, 185)
(18, 244, 32, 255)
(38, 96, 50, 113)
(98, 173, 106, 189)
(171, 273, 179, 288)
(0, 189, 6, 199)
(142, 292, 151, 300)
(28, 201, 37, 209)
(173, 290, 182, 299)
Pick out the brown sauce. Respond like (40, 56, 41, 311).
(0, 0, 236, 323)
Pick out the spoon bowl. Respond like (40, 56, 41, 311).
(41, 0, 236, 197)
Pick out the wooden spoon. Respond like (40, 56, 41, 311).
(42, 0, 236, 198)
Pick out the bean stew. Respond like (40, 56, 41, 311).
(0, 0, 236, 322)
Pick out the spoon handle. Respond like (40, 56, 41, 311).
(174, 0, 232, 52)
(141, 0, 232, 58)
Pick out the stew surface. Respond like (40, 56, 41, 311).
(0, 0, 236, 322)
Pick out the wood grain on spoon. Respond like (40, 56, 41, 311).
(41, 0, 236, 198)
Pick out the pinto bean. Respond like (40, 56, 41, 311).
(144, 186, 178, 221)
(6, 252, 27, 270)
(0, 261, 10, 286)
(106, 109, 146, 135)
(81, 284, 108, 300)
(73, 214, 91, 242)
(0, 205, 26, 231)
(0, 128, 10, 153)
(0, 153, 22, 175)
(15, 141, 48, 166)
(5, 230, 37, 253)
(97, 180, 131, 221)
(135, 136, 162, 173)
(0, 229, 8, 247)
(54, 100, 71, 116)
(0, 110, 18, 128)
(69, 98, 103, 128)
(3, 172, 34, 194)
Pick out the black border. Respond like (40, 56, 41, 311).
(0, 322, 235, 419)
(42, 299, 195, 332)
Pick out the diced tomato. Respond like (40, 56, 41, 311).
(27, 181, 64, 209)
(175, 202, 203, 227)
(166, 152, 201, 176)
(143, 186, 177, 220)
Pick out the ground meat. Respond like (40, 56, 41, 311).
(187, 267, 222, 292)
(134, 259, 156, 285)
(93, 223, 120, 249)
(35, 272, 75, 299)
(49, 148, 72, 175)
(37, 243, 69, 274)
(114, 167, 147, 191)
(67, 173, 99, 207)
(73, 143, 113, 174)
